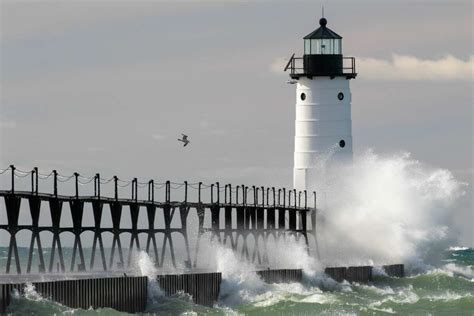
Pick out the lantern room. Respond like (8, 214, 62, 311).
(303, 18, 342, 55)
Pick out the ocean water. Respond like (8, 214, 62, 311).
(3, 247, 474, 315)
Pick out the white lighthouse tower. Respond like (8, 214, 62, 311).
(285, 17, 356, 191)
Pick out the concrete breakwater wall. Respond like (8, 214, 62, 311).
(1, 266, 403, 313)
(0, 276, 148, 314)
(156, 272, 222, 307)
(0, 269, 304, 313)
(382, 264, 404, 278)
(324, 264, 405, 283)
(257, 269, 302, 283)
(325, 266, 373, 283)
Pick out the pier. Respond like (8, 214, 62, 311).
(0, 165, 318, 311)
(0, 165, 403, 312)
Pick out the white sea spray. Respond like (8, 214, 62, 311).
(310, 150, 465, 270)
(23, 283, 43, 301)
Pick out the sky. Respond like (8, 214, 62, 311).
(0, 0, 472, 245)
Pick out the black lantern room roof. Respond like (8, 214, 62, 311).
(303, 18, 342, 39)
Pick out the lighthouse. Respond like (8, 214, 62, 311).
(285, 17, 356, 191)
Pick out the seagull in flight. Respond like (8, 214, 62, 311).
(178, 134, 190, 147)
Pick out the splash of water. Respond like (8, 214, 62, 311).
(132, 250, 159, 279)
(8, 283, 74, 314)
(265, 235, 322, 278)
(21, 283, 43, 301)
(129, 250, 167, 310)
(310, 150, 465, 270)
(191, 237, 326, 307)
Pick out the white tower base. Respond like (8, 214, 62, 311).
(293, 77, 353, 191)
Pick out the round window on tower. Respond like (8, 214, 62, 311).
(338, 92, 344, 100)
(300, 93, 306, 101)
(339, 140, 346, 148)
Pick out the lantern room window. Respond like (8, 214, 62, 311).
(304, 38, 342, 55)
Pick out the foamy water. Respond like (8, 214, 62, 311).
(313, 150, 465, 269)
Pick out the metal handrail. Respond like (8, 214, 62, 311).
(284, 54, 356, 76)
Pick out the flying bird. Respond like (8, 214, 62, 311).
(178, 134, 190, 147)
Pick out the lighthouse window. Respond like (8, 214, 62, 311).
(306, 39, 342, 55)
(334, 39, 341, 54)
(304, 39, 311, 55)
(321, 39, 331, 54)
(300, 93, 306, 101)
(311, 40, 319, 54)
(338, 92, 344, 100)
(339, 140, 346, 148)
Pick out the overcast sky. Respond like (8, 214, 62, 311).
(0, 1, 472, 244)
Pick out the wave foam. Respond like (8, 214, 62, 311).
(311, 150, 465, 269)
(426, 291, 473, 302)
(448, 246, 470, 251)
(442, 263, 474, 279)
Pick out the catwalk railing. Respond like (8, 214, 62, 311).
(0, 165, 318, 275)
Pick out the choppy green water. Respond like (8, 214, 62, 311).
(3, 247, 473, 315)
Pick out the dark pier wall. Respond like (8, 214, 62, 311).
(0, 269, 305, 313)
(382, 264, 405, 278)
(157, 272, 222, 307)
(0, 273, 222, 313)
(324, 264, 405, 283)
(325, 266, 373, 283)
(257, 269, 303, 283)
(0, 276, 148, 314)
(1, 265, 404, 313)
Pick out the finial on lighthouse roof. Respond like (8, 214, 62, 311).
(320, 5, 327, 26)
